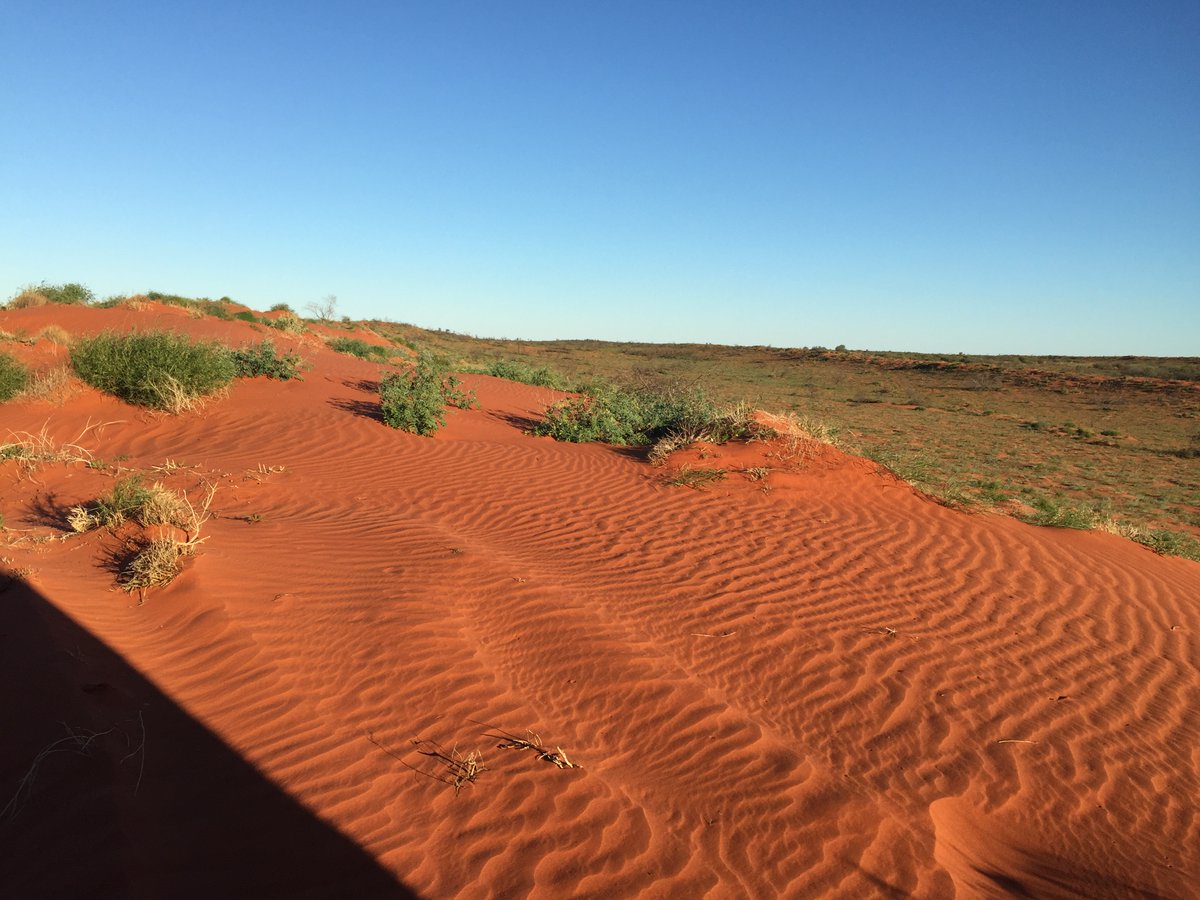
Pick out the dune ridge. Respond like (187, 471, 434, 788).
(2, 306, 1197, 897)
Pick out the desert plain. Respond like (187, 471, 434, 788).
(2, 296, 1198, 898)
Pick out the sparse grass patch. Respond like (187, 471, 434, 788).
(1, 424, 98, 468)
(663, 466, 727, 489)
(0, 353, 30, 401)
(380, 354, 475, 435)
(70, 331, 236, 411)
(1022, 496, 1097, 529)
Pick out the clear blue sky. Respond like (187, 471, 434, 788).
(3, 1, 1197, 354)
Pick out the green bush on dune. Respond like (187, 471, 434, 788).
(0, 352, 30, 401)
(380, 354, 475, 436)
(328, 336, 392, 362)
(229, 340, 306, 380)
(70, 331, 238, 411)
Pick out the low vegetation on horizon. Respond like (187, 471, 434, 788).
(3, 281, 1198, 562)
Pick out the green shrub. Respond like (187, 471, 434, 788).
(95, 476, 154, 527)
(233, 310, 259, 323)
(230, 340, 305, 380)
(8, 282, 94, 307)
(70, 331, 237, 411)
(535, 381, 725, 445)
(329, 336, 391, 361)
(1131, 528, 1200, 561)
(0, 352, 30, 401)
(479, 359, 568, 389)
(380, 354, 475, 435)
(269, 303, 294, 313)
(268, 313, 306, 334)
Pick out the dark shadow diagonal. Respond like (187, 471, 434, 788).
(0, 577, 418, 899)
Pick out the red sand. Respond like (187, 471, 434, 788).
(2, 308, 1197, 898)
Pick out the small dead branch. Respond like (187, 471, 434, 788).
(863, 626, 897, 637)
(691, 630, 737, 637)
(490, 729, 581, 770)
(367, 733, 486, 795)
(1, 724, 115, 821)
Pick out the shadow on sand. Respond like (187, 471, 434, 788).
(0, 577, 416, 899)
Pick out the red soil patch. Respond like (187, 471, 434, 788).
(2, 305, 1197, 897)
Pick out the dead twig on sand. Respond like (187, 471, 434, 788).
(1, 724, 115, 821)
(488, 728, 582, 770)
(367, 732, 486, 795)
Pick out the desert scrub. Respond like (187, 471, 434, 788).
(6, 282, 94, 308)
(328, 336, 391, 361)
(70, 330, 237, 411)
(0, 352, 30, 401)
(476, 359, 568, 389)
(268, 312, 306, 334)
(68, 475, 181, 532)
(380, 354, 475, 435)
(535, 381, 762, 461)
(230, 340, 305, 380)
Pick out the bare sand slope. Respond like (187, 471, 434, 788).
(2, 309, 1197, 898)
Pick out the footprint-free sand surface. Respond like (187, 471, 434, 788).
(2, 305, 1197, 897)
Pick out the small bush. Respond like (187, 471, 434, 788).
(380, 355, 475, 436)
(479, 359, 568, 389)
(233, 310, 259, 323)
(8, 282, 93, 307)
(329, 336, 391, 361)
(35, 325, 71, 346)
(41, 282, 94, 305)
(269, 303, 294, 313)
(268, 313, 306, 334)
(535, 381, 752, 451)
(230, 341, 305, 380)
(7, 290, 48, 309)
(70, 331, 237, 411)
(0, 352, 31, 401)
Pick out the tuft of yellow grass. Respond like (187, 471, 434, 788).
(119, 482, 215, 595)
(17, 367, 78, 405)
(6, 291, 48, 309)
(34, 325, 71, 346)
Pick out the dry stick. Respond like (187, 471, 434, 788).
(119, 710, 147, 795)
(690, 630, 737, 637)
(996, 739, 1038, 744)
(366, 732, 485, 795)
(486, 728, 582, 770)
(1, 725, 115, 821)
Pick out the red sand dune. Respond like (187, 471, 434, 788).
(2, 307, 1197, 898)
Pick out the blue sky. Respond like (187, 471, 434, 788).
(2, 1, 1197, 354)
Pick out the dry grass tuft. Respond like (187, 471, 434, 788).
(118, 482, 215, 595)
(137, 482, 190, 527)
(6, 290, 49, 310)
(121, 538, 189, 590)
(17, 366, 78, 405)
(663, 466, 727, 490)
(412, 742, 486, 795)
(35, 325, 71, 346)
